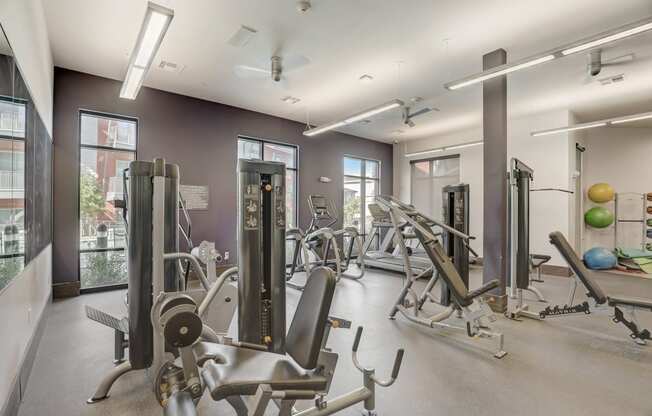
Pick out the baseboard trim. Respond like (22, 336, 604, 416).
(52, 280, 80, 298)
(0, 293, 50, 416)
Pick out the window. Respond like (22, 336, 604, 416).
(343, 156, 380, 239)
(237, 137, 298, 228)
(0, 97, 26, 291)
(410, 155, 460, 220)
(79, 111, 137, 290)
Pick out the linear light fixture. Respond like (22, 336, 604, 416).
(303, 99, 404, 137)
(445, 16, 652, 91)
(531, 111, 652, 136)
(120, 2, 174, 100)
(405, 140, 483, 158)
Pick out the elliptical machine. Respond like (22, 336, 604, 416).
(286, 195, 365, 289)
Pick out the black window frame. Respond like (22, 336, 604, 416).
(78, 109, 138, 293)
(342, 155, 381, 238)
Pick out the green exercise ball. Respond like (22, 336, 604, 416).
(584, 206, 614, 228)
(587, 183, 615, 203)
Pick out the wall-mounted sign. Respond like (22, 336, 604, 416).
(180, 185, 209, 210)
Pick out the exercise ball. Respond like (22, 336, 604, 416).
(583, 247, 617, 270)
(584, 206, 614, 228)
(647, 192, 652, 202)
(647, 218, 652, 227)
(587, 183, 615, 203)
(647, 229, 652, 239)
(648, 206, 652, 215)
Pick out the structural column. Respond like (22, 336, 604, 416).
(482, 49, 508, 312)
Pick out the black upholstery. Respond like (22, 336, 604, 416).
(530, 254, 551, 267)
(286, 267, 337, 369)
(199, 343, 328, 401)
(548, 231, 608, 304)
(416, 229, 498, 307)
(608, 296, 652, 311)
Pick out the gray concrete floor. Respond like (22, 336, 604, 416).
(18, 267, 652, 415)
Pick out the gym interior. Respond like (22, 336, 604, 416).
(1, 1, 652, 415)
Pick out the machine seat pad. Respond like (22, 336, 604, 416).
(199, 343, 328, 402)
(608, 296, 652, 311)
(466, 279, 500, 300)
(530, 254, 552, 267)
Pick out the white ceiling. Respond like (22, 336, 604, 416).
(43, 0, 652, 143)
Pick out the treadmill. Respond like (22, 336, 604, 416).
(359, 203, 433, 275)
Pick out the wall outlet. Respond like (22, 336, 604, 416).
(224, 251, 230, 261)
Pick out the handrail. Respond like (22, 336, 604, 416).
(375, 195, 472, 242)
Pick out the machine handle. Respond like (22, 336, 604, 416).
(352, 326, 363, 352)
(391, 349, 405, 380)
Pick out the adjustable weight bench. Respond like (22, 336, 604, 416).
(548, 231, 652, 344)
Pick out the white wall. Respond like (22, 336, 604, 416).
(0, 0, 53, 134)
(395, 110, 575, 266)
(0, 247, 51, 411)
(582, 126, 652, 250)
(0, 0, 53, 413)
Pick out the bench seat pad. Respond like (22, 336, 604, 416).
(198, 343, 327, 401)
(607, 296, 652, 311)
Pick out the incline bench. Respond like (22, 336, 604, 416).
(548, 231, 652, 344)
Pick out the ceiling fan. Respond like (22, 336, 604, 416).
(233, 54, 310, 89)
(401, 105, 439, 128)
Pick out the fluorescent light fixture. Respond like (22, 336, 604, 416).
(120, 2, 174, 100)
(303, 99, 404, 137)
(404, 148, 444, 158)
(445, 141, 484, 151)
(446, 55, 555, 90)
(344, 100, 403, 124)
(532, 122, 607, 137)
(610, 112, 652, 125)
(445, 16, 652, 91)
(561, 18, 652, 56)
(405, 140, 483, 158)
(303, 121, 347, 137)
(532, 110, 652, 136)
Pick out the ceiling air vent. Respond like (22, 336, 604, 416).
(598, 73, 625, 86)
(158, 60, 185, 74)
(228, 25, 258, 47)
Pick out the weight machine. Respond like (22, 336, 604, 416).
(376, 195, 507, 358)
(155, 161, 405, 415)
(86, 159, 237, 403)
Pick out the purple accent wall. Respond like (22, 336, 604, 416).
(53, 68, 393, 285)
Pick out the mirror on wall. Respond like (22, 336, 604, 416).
(0, 24, 53, 293)
(0, 26, 25, 290)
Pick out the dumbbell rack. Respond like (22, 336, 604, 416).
(614, 192, 646, 250)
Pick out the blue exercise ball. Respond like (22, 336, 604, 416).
(583, 247, 617, 270)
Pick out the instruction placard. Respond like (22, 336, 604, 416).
(180, 185, 209, 210)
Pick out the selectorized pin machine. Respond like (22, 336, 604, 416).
(441, 184, 473, 306)
(237, 159, 287, 352)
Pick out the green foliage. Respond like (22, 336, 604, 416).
(80, 173, 105, 220)
(0, 256, 24, 291)
(343, 196, 361, 227)
(80, 251, 127, 288)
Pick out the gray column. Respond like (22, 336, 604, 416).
(482, 49, 508, 312)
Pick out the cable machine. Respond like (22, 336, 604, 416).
(237, 159, 287, 353)
(441, 184, 471, 306)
